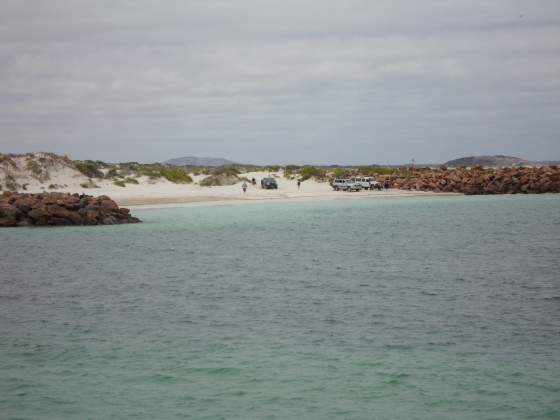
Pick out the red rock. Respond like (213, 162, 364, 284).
(0, 192, 141, 227)
(363, 166, 560, 196)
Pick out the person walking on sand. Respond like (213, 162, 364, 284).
(297, 179, 301, 189)
(242, 182, 248, 194)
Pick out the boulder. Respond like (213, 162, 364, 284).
(377, 166, 560, 195)
(0, 192, 141, 227)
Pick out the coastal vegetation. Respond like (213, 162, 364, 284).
(356, 165, 401, 176)
(200, 173, 240, 186)
(79, 180, 100, 189)
(299, 166, 326, 181)
(211, 165, 240, 177)
(75, 160, 193, 184)
(124, 177, 139, 185)
(332, 167, 350, 178)
(0, 153, 17, 168)
(1, 152, 559, 195)
(74, 160, 105, 178)
(1, 152, 76, 191)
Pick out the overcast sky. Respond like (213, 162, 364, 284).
(0, 0, 559, 164)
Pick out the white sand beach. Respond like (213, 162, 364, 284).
(16, 167, 456, 209)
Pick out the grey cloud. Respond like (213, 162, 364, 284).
(0, 0, 559, 164)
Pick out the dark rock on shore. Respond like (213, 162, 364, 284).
(377, 166, 560, 195)
(0, 192, 141, 227)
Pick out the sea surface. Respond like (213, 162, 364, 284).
(1, 195, 559, 419)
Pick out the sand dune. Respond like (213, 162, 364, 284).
(1, 155, 454, 208)
(18, 169, 447, 208)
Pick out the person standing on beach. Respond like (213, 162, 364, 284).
(242, 182, 248, 193)
(297, 179, 301, 189)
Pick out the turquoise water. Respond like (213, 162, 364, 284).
(1, 195, 559, 419)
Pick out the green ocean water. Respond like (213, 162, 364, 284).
(1, 195, 559, 419)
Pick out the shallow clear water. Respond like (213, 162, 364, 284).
(1, 195, 559, 419)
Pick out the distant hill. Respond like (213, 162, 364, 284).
(165, 156, 235, 166)
(445, 155, 534, 167)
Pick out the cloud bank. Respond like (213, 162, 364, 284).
(1, 0, 559, 164)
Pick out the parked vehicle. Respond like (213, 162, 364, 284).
(351, 176, 382, 190)
(261, 177, 278, 189)
(351, 177, 372, 190)
(332, 178, 362, 191)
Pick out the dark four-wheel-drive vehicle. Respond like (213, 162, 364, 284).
(261, 177, 278, 189)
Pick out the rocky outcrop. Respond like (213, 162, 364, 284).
(0, 192, 141, 227)
(378, 166, 560, 195)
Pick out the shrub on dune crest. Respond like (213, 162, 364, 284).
(0, 154, 17, 168)
(200, 173, 239, 186)
(332, 167, 351, 178)
(104, 164, 193, 184)
(211, 165, 240, 176)
(356, 165, 398, 176)
(159, 167, 193, 183)
(124, 177, 139, 185)
(299, 166, 326, 181)
(75, 161, 105, 178)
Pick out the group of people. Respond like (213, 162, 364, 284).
(242, 178, 255, 193)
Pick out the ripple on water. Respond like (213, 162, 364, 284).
(0, 195, 559, 419)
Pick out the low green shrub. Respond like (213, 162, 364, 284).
(212, 165, 240, 176)
(332, 167, 350, 178)
(25, 159, 49, 180)
(356, 165, 398, 176)
(124, 177, 139, 184)
(80, 179, 100, 188)
(106, 167, 119, 178)
(160, 167, 193, 183)
(75, 160, 104, 178)
(0, 154, 17, 168)
(4, 179, 18, 191)
(199, 174, 239, 186)
(299, 166, 325, 181)
(113, 180, 126, 187)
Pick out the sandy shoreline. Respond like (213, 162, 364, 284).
(12, 165, 462, 210)
(123, 190, 462, 210)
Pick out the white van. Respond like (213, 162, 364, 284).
(332, 178, 361, 191)
(351, 177, 379, 190)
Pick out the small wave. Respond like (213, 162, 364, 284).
(153, 373, 177, 382)
(185, 367, 242, 376)
(385, 372, 411, 385)
(384, 344, 412, 351)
